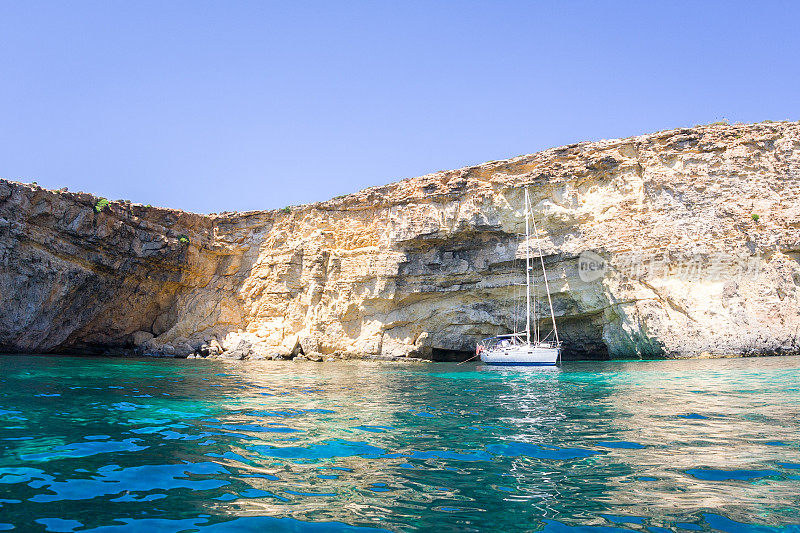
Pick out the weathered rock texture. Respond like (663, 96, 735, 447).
(2, 122, 800, 360)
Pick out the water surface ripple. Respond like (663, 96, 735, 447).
(1, 355, 799, 532)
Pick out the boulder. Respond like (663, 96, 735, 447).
(208, 339, 223, 355)
(289, 337, 304, 359)
(131, 331, 154, 346)
(221, 339, 253, 360)
(299, 334, 322, 354)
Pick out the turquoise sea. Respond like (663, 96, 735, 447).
(0, 355, 798, 532)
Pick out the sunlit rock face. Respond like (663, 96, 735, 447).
(2, 122, 799, 360)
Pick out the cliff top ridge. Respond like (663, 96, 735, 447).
(2, 120, 798, 220)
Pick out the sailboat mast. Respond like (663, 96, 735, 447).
(524, 189, 531, 345)
(530, 199, 560, 345)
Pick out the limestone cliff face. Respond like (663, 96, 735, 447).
(2, 122, 800, 360)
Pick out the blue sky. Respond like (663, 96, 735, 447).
(1, 1, 798, 213)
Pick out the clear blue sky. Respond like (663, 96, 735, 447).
(1, 1, 798, 213)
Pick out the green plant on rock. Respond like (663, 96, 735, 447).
(282, 206, 292, 214)
(94, 198, 110, 212)
(751, 214, 760, 222)
(178, 234, 190, 244)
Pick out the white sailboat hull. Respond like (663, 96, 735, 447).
(480, 345, 560, 366)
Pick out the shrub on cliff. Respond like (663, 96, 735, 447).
(282, 206, 291, 214)
(751, 214, 760, 222)
(94, 198, 110, 212)
(178, 234, 190, 244)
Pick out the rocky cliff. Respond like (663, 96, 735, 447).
(2, 122, 799, 360)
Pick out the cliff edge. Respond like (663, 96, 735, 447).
(2, 121, 799, 360)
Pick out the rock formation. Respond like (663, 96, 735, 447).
(2, 122, 799, 360)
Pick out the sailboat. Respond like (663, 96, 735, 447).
(476, 188, 562, 366)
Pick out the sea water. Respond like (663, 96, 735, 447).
(0, 354, 798, 532)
